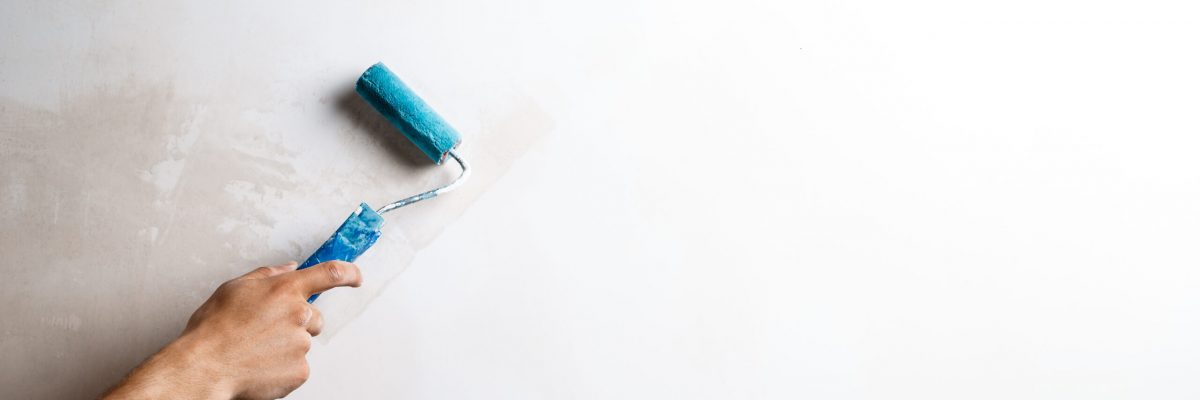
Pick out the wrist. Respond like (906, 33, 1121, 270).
(103, 332, 236, 400)
(163, 331, 238, 398)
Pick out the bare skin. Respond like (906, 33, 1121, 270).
(101, 260, 363, 400)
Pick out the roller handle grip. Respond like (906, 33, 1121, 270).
(297, 241, 376, 303)
(300, 203, 385, 303)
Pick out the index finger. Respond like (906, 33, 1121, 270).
(283, 261, 363, 297)
(238, 261, 300, 281)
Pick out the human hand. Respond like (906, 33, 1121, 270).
(102, 260, 363, 400)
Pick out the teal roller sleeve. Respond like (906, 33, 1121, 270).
(356, 62, 462, 164)
(298, 203, 385, 303)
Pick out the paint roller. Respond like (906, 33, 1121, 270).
(298, 62, 470, 303)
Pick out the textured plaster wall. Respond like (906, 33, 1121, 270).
(5, 1, 1200, 399)
(0, 1, 555, 397)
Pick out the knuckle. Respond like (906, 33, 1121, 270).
(324, 261, 347, 281)
(212, 281, 244, 301)
(291, 303, 313, 325)
(295, 362, 311, 383)
(215, 280, 237, 294)
(324, 261, 357, 284)
(298, 336, 313, 352)
(281, 367, 309, 395)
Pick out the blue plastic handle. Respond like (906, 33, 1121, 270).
(298, 203, 385, 303)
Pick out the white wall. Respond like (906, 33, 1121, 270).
(3, 0, 1200, 398)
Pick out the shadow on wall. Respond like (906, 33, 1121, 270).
(333, 86, 431, 170)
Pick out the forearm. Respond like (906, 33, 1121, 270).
(102, 334, 233, 400)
